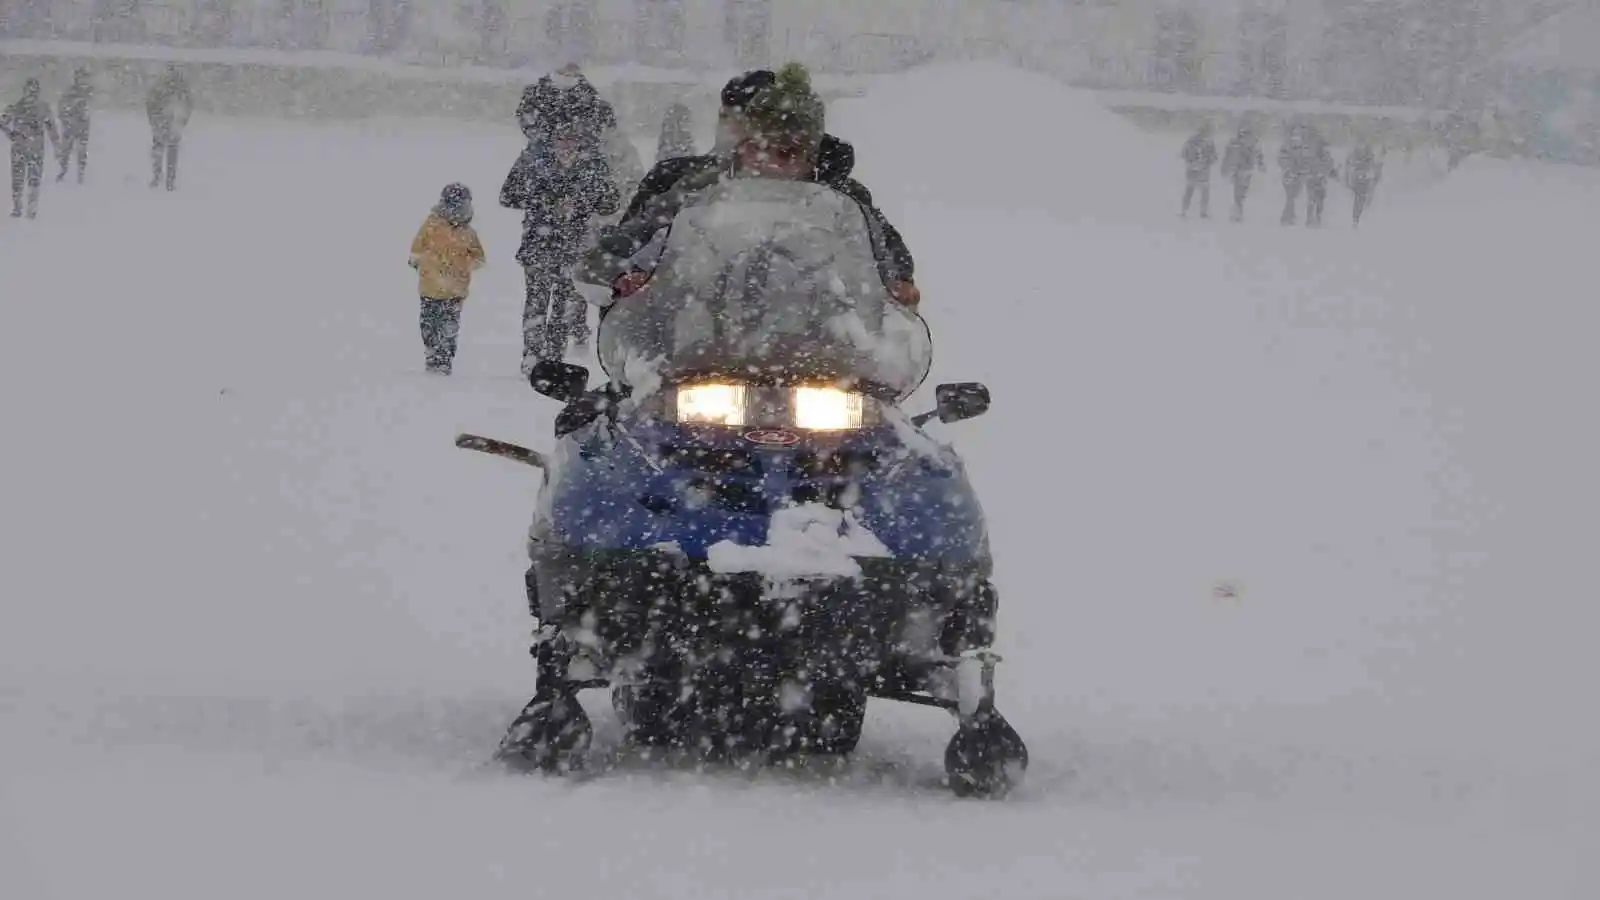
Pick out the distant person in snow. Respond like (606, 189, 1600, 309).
(56, 67, 92, 184)
(500, 112, 620, 373)
(1439, 110, 1478, 172)
(619, 68, 918, 306)
(1302, 135, 1337, 227)
(409, 183, 486, 375)
(1219, 122, 1265, 222)
(1345, 141, 1383, 226)
(1, 78, 58, 219)
(1278, 122, 1332, 226)
(1179, 122, 1217, 218)
(146, 64, 193, 191)
(655, 102, 697, 163)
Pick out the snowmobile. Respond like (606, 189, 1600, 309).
(467, 178, 1027, 797)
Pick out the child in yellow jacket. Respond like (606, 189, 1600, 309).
(410, 183, 486, 374)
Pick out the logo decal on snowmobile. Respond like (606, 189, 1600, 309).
(742, 429, 800, 446)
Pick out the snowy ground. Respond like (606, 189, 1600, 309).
(3, 63, 1596, 898)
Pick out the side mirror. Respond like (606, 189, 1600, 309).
(913, 382, 991, 426)
(553, 381, 631, 439)
(529, 360, 589, 402)
(936, 382, 991, 423)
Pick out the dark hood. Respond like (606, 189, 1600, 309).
(815, 133, 855, 185)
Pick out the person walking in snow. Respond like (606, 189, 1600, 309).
(500, 113, 619, 374)
(514, 63, 637, 339)
(1302, 135, 1337, 227)
(1219, 122, 1265, 222)
(56, 67, 92, 184)
(1, 78, 58, 219)
(409, 183, 486, 375)
(1440, 110, 1478, 172)
(655, 102, 696, 163)
(1180, 122, 1217, 218)
(146, 64, 193, 191)
(1345, 141, 1382, 226)
(1278, 122, 1331, 226)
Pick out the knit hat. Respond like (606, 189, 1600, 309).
(741, 63, 825, 156)
(720, 69, 777, 112)
(436, 182, 473, 226)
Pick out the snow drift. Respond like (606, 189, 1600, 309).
(832, 61, 1171, 220)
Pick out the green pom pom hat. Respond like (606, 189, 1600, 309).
(740, 62, 826, 157)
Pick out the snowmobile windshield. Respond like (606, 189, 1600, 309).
(597, 179, 932, 402)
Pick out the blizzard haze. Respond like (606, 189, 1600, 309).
(3, 15, 1599, 900)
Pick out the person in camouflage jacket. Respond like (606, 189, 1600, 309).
(1219, 123, 1266, 222)
(1, 78, 58, 218)
(56, 68, 92, 184)
(1180, 122, 1218, 218)
(500, 114, 620, 372)
(146, 65, 193, 191)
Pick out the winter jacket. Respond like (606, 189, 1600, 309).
(586, 161, 909, 296)
(147, 76, 193, 143)
(1345, 146, 1381, 187)
(1220, 135, 1264, 180)
(1182, 133, 1217, 176)
(1, 97, 58, 155)
(499, 138, 620, 264)
(619, 133, 916, 283)
(517, 73, 616, 143)
(1279, 130, 1336, 183)
(58, 82, 91, 135)
(1308, 145, 1337, 184)
(410, 213, 486, 300)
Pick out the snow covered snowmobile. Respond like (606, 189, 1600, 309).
(479, 178, 1027, 797)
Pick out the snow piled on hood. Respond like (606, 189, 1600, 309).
(831, 62, 1169, 220)
(707, 503, 890, 578)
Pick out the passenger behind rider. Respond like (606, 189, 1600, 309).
(613, 66, 919, 308)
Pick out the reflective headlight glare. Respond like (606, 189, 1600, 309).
(676, 384, 747, 426)
(793, 387, 864, 430)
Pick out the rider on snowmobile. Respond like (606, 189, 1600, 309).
(582, 63, 917, 307)
(615, 67, 918, 307)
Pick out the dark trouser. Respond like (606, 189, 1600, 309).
(1181, 175, 1211, 217)
(151, 138, 180, 190)
(1351, 182, 1373, 224)
(1306, 179, 1327, 226)
(58, 124, 88, 182)
(1230, 176, 1252, 221)
(521, 255, 584, 368)
(1281, 177, 1303, 225)
(420, 297, 463, 372)
(10, 145, 42, 217)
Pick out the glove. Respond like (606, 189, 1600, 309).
(612, 270, 650, 298)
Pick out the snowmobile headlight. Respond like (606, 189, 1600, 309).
(676, 384, 747, 427)
(792, 388, 864, 430)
